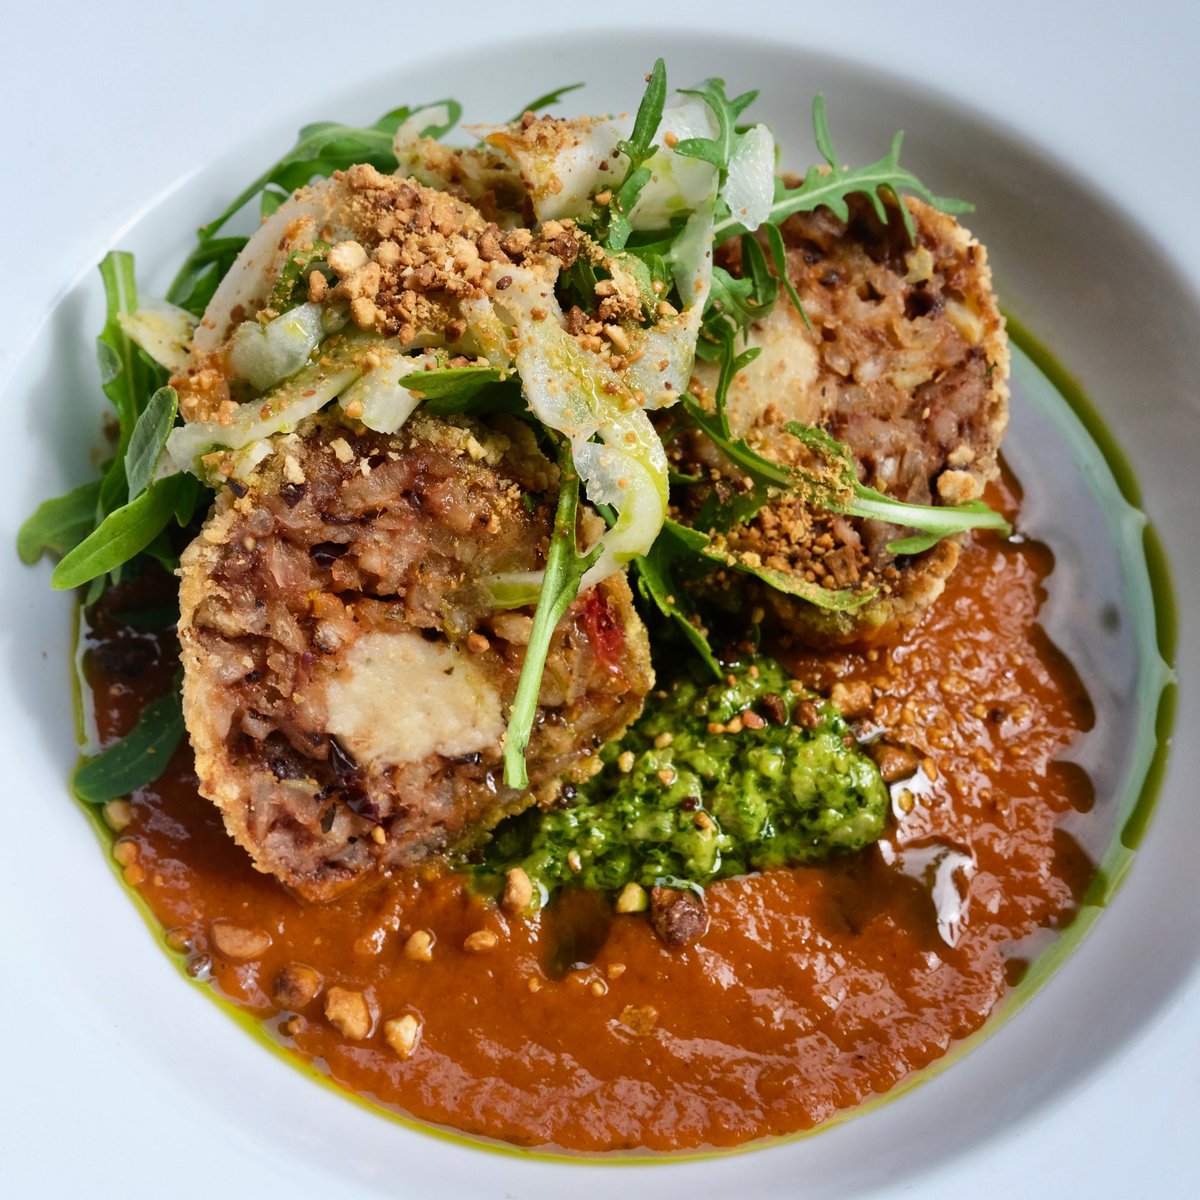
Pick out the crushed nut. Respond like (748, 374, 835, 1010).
(274, 963, 322, 1009)
(614, 882, 648, 914)
(383, 1012, 423, 1059)
(403, 929, 435, 962)
(463, 929, 498, 954)
(618, 1004, 659, 1036)
(830, 679, 873, 718)
(649, 887, 708, 948)
(210, 919, 271, 961)
(603, 324, 630, 353)
(324, 986, 372, 1040)
(307, 271, 329, 303)
(102, 799, 132, 832)
(869, 740, 920, 783)
(328, 240, 369, 277)
(502, 867, 534, 916)
(350, 295, 378, 328)
(112, 839, 138, 867)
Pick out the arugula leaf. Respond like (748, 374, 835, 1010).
(632, 521, 721, 678)
(112, 603, 180, 630)
(140, 529, 182, 576)
(259, 187, 289, 218)
(97, 454, 127, 517)
(700, 236, 779, 355)
(680, 392, 792, 490)
(654, 515, 870, 614)
(691, 471, 775, 536)
(674, 77, 759, 176)
(503, 441, 601, 790)
(618, 59, 668, 171)
(609, 174, 650, 253)
(609, 251, 660, 315)
(713, 549, 873, 612)
(195, 103, 458, 241)
(72, 676, 184, 804)
(17, 480, 103, 564)
(166, 236, 248, 317)
(707, 266, 761, 336)
(266, 240, 330, 312)
(714, 95, 972, 244)
(560, 254, 600, 310)
(667, 406, 1007, 628)
(96, 252, 150, 459)
(124, 386, 178, 502)
(52, 475, 189, 592)
(763, 222, 812, 331)
(509, 82, 584, 122)
(171, 472, 206, 528)
(403, 366, 504, 400)
(782, 421, 1012, 548)
(737, 233, 777, 315)
(412, 367, 527, 417)
(608, 58, 667, 251)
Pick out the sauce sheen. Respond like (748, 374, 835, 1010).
(85, 466, 1096, 1153)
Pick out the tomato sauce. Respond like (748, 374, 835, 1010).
(85, 465, 1096, 1153)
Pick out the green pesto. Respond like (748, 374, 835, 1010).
(474, 657, 887, 906)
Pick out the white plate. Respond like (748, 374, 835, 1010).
(3, 4, 1198, 1197)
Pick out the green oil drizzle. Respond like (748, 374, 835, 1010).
(839, 319, 1178, 1146)
(1006, 317, 1177, 868)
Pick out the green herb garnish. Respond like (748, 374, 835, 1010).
(713, 94, 973, 245)
(507, 82, 585, 123)
(607, 58, 667, 251)
(503, 439, 602, 790)
(673, 76, 759, 176)
(783, 421, 1012, 551)
(124, 386, 178, 502)
(23, 65, 1005, 795)
(72, 676, 185, 805)
(631, 520, 721, 679)
(18, 480, 103, 566)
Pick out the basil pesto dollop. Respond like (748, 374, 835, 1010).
(474, 657, 887, 908)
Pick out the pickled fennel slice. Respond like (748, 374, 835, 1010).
(485, 264, 668, 603)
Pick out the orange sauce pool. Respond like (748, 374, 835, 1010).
(86, 466, 1095, 1153)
